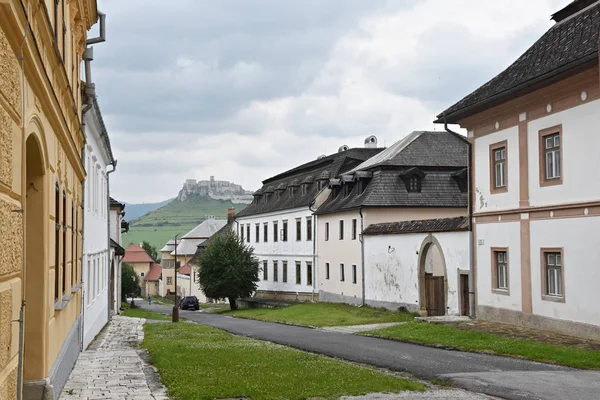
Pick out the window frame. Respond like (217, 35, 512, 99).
(255, 223, 260, 243)
(282, 261, 288, 283)
(263, 260, 268, 281)
(306, 217, 312, 241)
(339, 220, 344, 240)
(167, 277, 172, 285)
(295, 262, 301, 285)
(352, 219, 357, 240)
(340, 263, 345, 282)
(273, 221, 278, 242)
(325, 222, 329, 241)
(246, 224, 250, 243)
(541, 248, 565, 302)
(296, 218, 302, 241)
(263, 222, 268, 242)
(273, 260, 278, 282)
(538, 125, 563, 187)
(490, 247, 509, 295)
(325, 263, 330, 280)
(352, 264, 357, 284)
(306, 262, 312, 286)
(282, 220, 288, 242)
(489, 140, 508, 194)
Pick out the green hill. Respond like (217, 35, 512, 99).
(122, 197, 246, 252)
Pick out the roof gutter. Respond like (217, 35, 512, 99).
(443, 116, 475, 318)
(436, 55, 598, 124)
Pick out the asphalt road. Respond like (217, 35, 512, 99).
(138, 302, 600, 400)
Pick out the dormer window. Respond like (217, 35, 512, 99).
(289, 187, 294, 198)
(399, 168, 426, 193)
(301, 184, 307, 195)
(452, 168, 468, 193)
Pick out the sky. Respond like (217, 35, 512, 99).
(92, 0, 570, 203)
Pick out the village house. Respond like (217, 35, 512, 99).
(122, 244, 155, 298)
(314, 131, 468, 312)
(436, 0, 600, 339)
(0, 1, 102, 398)
(235, 137, 383, 301)
(109, 197, 126, 313)
(82, 96, 116, 349)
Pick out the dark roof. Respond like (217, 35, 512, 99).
(110, 239, 125, 256)
(92, 96, 115, 164)
(363, 216, 469, 236)
(109, 197, 125, 210)
(437, 2, 600, 123)
(189, 221, 234, 265)
(236, 148, 383, 218)
(315, 169, 468, 215)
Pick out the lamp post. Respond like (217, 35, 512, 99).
(172, 233, 180, 322)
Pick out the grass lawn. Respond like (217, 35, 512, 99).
(143, 322, 424, 400)
(365, 322, 600, 369)
(121, 302, 172, 321)
(219, 303, 416, 327)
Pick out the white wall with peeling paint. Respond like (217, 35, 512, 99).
(363, 231, 470, 314)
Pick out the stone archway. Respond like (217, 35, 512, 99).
(417, 234, 448, 316)
(23, 134, 47, 380)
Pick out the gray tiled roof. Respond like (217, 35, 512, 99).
(437, 1, 600, 122)
(236, 148, 384, 218)
(363, 216, 469, 236)
(189, 221, 234, 265)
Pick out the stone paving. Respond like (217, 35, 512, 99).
(59, 316, 169, 400)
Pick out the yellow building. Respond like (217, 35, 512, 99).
(0, 1, 99, 399)
(122, 244, 154, 297)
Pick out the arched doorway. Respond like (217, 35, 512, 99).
(418, 235, 447, 316)
(23, 134, 47, 380)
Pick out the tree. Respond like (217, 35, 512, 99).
(122, 263, 141, 301)
(142, 241, 160, 263)
(198, 231, 259, 310)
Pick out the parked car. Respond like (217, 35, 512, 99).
(179, 296, 200, 310)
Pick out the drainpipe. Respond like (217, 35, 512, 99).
(308, 200, 317, 302)
(86, 11, 106, 45)
(359, 207, 366, 306)
(106, 162, 117, 320)
(443, 116, 475, 318)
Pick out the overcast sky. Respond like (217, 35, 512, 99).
(93, 0, 569, 203)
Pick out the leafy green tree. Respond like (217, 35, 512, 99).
(122, 263, 141, 301)
(198, 231, 259, 310)
(142, 241, 160, 263)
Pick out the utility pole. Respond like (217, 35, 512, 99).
(172, 233, 180, 322)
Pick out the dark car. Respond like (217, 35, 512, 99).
(179, 296, 200, 310)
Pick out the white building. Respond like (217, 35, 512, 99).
(437, 1, 600, 339)
(235, 137, 383, 301)
(82, 97, 116, 349)
(109, 197, 126, 315)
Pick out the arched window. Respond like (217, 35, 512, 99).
(55, 183, 60, 301)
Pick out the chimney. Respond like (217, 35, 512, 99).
(364, 135, 378, 148)
(227, 207, 236, 223)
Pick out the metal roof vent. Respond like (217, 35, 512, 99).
(338, 145, 349, 153)
(317, 154, 327, 160)
(364, 135, 378, 148)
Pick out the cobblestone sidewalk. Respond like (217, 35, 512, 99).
(60, 316, 169, 400)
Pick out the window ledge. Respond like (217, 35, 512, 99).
(71, 283, 82, 293)
(542, 294, 565, 303)
(492, 288, 510, 296)
(54, 299, 68, 311)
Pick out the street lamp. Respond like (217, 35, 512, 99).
(172, 233, 181, 322)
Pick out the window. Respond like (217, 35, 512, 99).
(492, 249, 508, 292)
(301, 184, 307, 195)
(167, 277, 172, 285)
(282, 220, 288, 242)
(306, 262, 312, 286)
(539, 126, 563, 187)
(408, 177, 419, 192)
(289, 187, 294, 198)
(263, 261, 268, 280)
(295, 262, 301, 284)
(325, 263, 330, 280)
(282, 261, 288, 283)
(306, 217, 312, 241)
(325, 222, 329, 241)
(71, 202, 75, 287)
(263, 223, 268, 242)
(352, 265, 357, 284)
(141, 272, 145, 277)
(240, 224, 245, 242)
(296, 219, 302, 241)
(246, 224, 250, 243)
(352, 219, 357, 240)
(255, 224, 260, 243)
(62, 190, 67, 294)
(340, 264, 345, 282)
(542, 249, 564, 300)
(86, 260, 90, 304)
(339, 220, 344, 240)
(54, 0, 59, 40)
(489, 141, 507, 193)
(273, 221, 278, 242)
(273, 261, 278, 282)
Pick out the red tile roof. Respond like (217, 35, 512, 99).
(145, 263, 162, 281)
(122, 244, 154, 263)
(178, 263, 192, 276)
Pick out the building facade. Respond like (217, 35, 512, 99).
(235, 137, 383, 301)
(437, 0, 600, 339)
(82, 97, 115, 349)
(109, 198, 125, 314)
(315, 132, 468, 310)
(122, 244, 154, 297)
(0, 1, 99, 398)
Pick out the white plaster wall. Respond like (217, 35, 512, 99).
(475, 221, 522, 312)
(363, 231, 469, 314)
(236, 207, 316, 294)
(528, 99, 600, 207)
(530, 216, 600, 326)
(473, 126, 520, 212)
(177, 273, 208, 303)
(82, 109, 111, 348)
(109, 208, 122, 314)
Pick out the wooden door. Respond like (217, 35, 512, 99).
(425, 276, 445, 316)
(460, 274, 469, 316)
